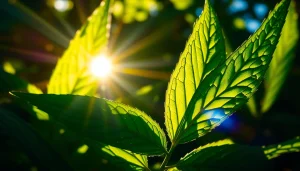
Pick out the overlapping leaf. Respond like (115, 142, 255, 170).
(165, 0, 226, 143)
(0, 68, 41, 94)
(261, 1, 299, 113)
(176, 139, 268, 170)
(263, 137, 300, 159)
(165, 0, 291, 144)
(0, 68, 48, 120)
(48, 0, 111, 95)
(12, 92, 167, 156)
(88, 141, 149, 170)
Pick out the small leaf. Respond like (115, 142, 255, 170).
(88, 141, 149, 170)
(166, 0, 291, 144)
(0, 68, 41, 94)
(247, 96, 258, 117)
(261, 0, 299, 113)
(263, 137, 300, 159)
(176, 139, 268, 170)
(12, 92, 167, 156)
(0, 68, 48, 120)
(165, 0, 226, 143)
(48, 0, 111, 96)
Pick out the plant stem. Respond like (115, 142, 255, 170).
(159, 142, 177, 170)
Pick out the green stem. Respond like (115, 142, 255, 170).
(159, 142, 177, 170)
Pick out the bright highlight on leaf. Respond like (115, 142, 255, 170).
(165, 0, 291, 144)
(90, 55, 113, 78)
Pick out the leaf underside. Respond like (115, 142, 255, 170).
(47, 0, 111, 96)
(12, 92, 167, 156)
(165, 0, 291, 144)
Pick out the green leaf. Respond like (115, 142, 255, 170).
(165, 0, 226, 143)
(0, 68, 41, 94)
(263, 137, 300, 159)
(12, 92, 168, 156)
(0, 68, 48, 120)
(247, 96, 258, 117)
(166, 0, 291, 144)
(0, 108, 72, 170)
(176, 139, 268, 170)
(48, 0, 111, 96)
(261, 1, 299, 113)
(88, 141, 149, 170)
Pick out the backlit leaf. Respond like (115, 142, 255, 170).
(88, 141, 149, 170)
(165, 0, 291, 144)
(263, 137, 300, 159)
(48, 0, 111, 95)
(261, 1, 299, 113)
(176, 139, 268, 170)
(12, 92, 167, 156)
(165, 0, 226, 143)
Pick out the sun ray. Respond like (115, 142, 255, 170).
(117, 68, 170, 80)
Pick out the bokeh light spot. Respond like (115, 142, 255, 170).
(254, 3, 268, 19)
(54, 0, 74, 12)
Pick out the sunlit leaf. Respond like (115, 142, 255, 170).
(165, 0, 226, 143)
(48, 0, 111, 96)
(165, 0, 291, 144)
(263, 137, 300, 159)
(0, 108, 72, 170)
(12, 92, 168, 156)
(88, 141, 149, 170)
(176, 139, 268, 170)
(261, 1, 299, 113)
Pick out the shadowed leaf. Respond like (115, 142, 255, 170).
(12, 92, 167, 156)
(176, 139, 268, 170)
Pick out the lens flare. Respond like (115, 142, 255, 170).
(90, 55, 112, 78)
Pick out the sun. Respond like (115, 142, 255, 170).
(90, 55, 112, 78)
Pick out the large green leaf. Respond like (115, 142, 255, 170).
(165, 0, 291, 144)
(261, 1, 299, 113)
(12, 92, 167, 156)
(48, 0, 111, 95)
(88, 141, 149, 170)
(0, 108, 72, 170)
(176, 139, 268, 170)
(165, 0, 226, 143)
(263, 137, 300, 159)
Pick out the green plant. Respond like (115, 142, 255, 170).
(1, 0, 300, 170)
